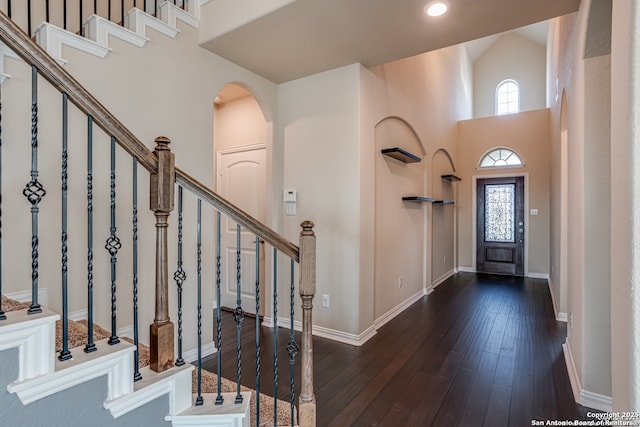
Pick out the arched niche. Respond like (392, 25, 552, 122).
(373, 116, 425, 320)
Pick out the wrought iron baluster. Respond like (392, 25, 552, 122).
(154, 0, 158, 16)
(85, 115, 96, 353)
(45, 0, 50, 23)
(23, 65, 44, 315)
(174, 185, 186, 366)
(85, 116, 95, 350)
(132, 157, 141, 381)
(105, 136, 121, 345)
(108, 0, 112, 21)
(215, 210, 223, 405)
(7, 1, 11, 19)
(254, 236, 261, 424)
(234, 223, 244, 404)
(59, 93, 71, 361)
(195, 198, 203, 406)
(94, 0, 97, 15)
(78, 0, 82, 35)
(273, 247, 278, 423)
(288, 259, 299, 426)
(63, 0, 67, 32)
(0, 83, 4, 321)
(27, 0, 31, 36)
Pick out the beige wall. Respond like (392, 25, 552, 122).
(457, 109, 550, 276)
(364, 44, 472, 325)
(474, 33, 547, 118)
(213, 93, 267, 152)
(548, 0, 615, 405)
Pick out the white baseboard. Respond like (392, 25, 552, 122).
(547, 278, 567, 322)
(430, 269, 456, 293)
(527, 272, 549, 279)
(263, 316, 377, 347)
(263, 289, 428, 347)
(6, 288, 48, 307)
(457, 266, 475, 273)
(183, 342, 217, 363)
(374, 289, 424, 330)
(563, 341, 612, 412)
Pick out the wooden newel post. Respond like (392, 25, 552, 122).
(299, 221, 316, 427)
(150, 136, 175, 372)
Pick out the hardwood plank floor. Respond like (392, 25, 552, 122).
(202, 272, 595, 426)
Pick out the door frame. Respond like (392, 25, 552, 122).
(216, 142, 268, 316)
(472, 172, 529, 276)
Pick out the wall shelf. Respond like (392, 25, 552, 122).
(402, 196, 436, 203)
(381, 147, 421, 163)
(441, 174, 462, 182)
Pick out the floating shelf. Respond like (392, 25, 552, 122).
(402, 196, 436, 203)
(381, 147, 421, 163)
(441, 174, 462, 182)
(433, 200, 455, 205)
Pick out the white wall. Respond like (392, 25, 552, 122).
(474, 33, 547, 118)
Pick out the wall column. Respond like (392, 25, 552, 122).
(610, 0, 640, 411)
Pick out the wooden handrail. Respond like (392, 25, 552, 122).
(175, 169, 300, 261)
(0, 9, 300, 262)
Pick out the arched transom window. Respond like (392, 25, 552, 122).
(496, 79, 520, 115)
(479, 147, 523, 168)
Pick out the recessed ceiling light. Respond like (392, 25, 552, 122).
(425, 1, 449, 17)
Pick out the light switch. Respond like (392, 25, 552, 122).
(530, 208, 538, 216)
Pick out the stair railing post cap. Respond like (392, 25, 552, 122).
(301, 221, 315, 235)
(154, 136, 171, 150)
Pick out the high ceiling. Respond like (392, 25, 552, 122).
(200, 0, 580, 83)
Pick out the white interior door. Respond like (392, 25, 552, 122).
(217, 145, 266, 315)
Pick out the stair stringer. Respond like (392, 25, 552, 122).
(35, 22, 110, 65)
(1, 310, 196, 423)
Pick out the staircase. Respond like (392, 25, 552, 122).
(0, 2, 317, 426)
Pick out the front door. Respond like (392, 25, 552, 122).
(476, 176, 525, 276)
(217, 145, 266, 315)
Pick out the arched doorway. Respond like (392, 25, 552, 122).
(213, 84, 269, 316)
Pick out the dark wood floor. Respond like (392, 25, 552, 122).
(202, 272, 595, 426)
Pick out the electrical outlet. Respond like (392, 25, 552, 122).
(569, 312, 573, 329)
(322, 294, 330, 308)
(398, 277, 403, 288)
(443, 256, 447, 264)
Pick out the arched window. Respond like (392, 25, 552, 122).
(479, 147, 523, 168)
(496, 79, 519, 115)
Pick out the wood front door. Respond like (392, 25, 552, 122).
(476, 176, 525, 276)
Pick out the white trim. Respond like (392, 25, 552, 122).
(430, 268, 456, 290)
(125, 8, 179, 39)
(5, 288, 48, 307)
(264, 316, 377, 347)
(527, 272, 549, 279)
(68, 309, 88, 322)
(105, 364, 194, 418)
(168, 392, 251, 426)
(374, 289, 424, 330)
(217, 143, 267, 156)
(457, 266, 475, 273)
(8, 339, 135, 405)
(35, 22, 110, 65)
(85, 14, 149, 49)
(562, 341, 612, 412)
(0, 309, 59, 381)
(159, 1, 200, 29)
(183, 342, 217, 362)
(547, 277, 568, 322)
